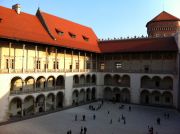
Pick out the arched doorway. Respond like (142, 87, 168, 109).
(72, 90, 79, 105)
(86, 88, 91, 101)
(10, 77, 23, 94)
(24, 96, 34, 116)
(56, 75, 65, 89)
(92, 87, 96, 100)
(113, 87, 121, 102)
(79, 89, 85, 103)
(121, 88, 130, 103)
(36, 76, 46, 90)
(162, 92, 173, 106)
(104, 74, 112, 86)
(36, 94, 45, 113)
(9, 97, 22, 117)
(56, 92, 63, 108)
(47, 93, 55, 111)
(24, 76, 35, 92)
(104, 87, 113, 101)
(47, 76, 55, 89)
(151, 91, 161, 105)
(140, 90, 150, 104)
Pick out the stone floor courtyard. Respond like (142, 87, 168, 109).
(0, 102, 180, 134)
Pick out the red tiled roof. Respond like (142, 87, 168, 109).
(99, 37, 178, 53)
(0, 6, 100, 52)
(0, 6, 178, 53)
(39, 11, 100, 52)
(146, 11, 180, 26)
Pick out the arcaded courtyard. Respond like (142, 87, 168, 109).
(0, 102, 180, 134)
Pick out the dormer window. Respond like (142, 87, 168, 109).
(55, 29, 64, 36)
(69, 32, 76, 38)
(82, 36, 89, 42)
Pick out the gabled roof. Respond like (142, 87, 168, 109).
(0, 6, 100, 52)
(99, 37, 178, 53)
(146, 11, 180, 26)
(38, 11, 100, 52)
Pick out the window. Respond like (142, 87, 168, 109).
(55, 29, 64, 36)
(11, 59, 14, 69)
(53, 61, 59, 69)
(82, 36, 89, 41)
(69, 32, 76, 38)
(100, 63, 105, 70)
(44, 63, 48, 69)
(76, 62, 79, 69)
(5, 59, 14, 69)
(36, 60, 41, 69)
(115, 62, 122, 69)
(6, 59, 8, 69)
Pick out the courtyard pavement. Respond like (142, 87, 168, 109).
(0, 102, 180, 134)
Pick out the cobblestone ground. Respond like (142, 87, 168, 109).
(0, 102, 180, 134)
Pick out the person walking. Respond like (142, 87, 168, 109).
(84, 127, 87, 134)
(93, 114, 96, 120)
(80, 126, 83, 134)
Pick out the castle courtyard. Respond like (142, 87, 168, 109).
(0, 102, 180, 134)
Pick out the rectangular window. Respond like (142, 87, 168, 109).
(76, 62, 79, 69)
(36, 60, 41, 69)
(100, 63, 105, 70)
(53, 61, 59, 69)
(11, 59, 14, 69)
(115, 62, 122, 69)
(56, 61, 59, 69)
(6, 59, 8, 69)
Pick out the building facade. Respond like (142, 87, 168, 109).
(0, 4, 180, 122)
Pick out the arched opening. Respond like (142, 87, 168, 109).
(79, 75, 85, 85)
(92, 74, 96, 85)
(56, 75, 65, 88)
(47, 93, 55, 111)
(152, 76, 161, 89)
(86, 88, 91, 101)
(36, 94, 45, 113)
(24, 76, 35, 92)
(47, 76, 55, 89)
(113, 87, 121, 102)
(10, 77, 23, 93)
(9, 97, 22, 117)
(56, 92, 64, 108)
(121, 75, 130, 87)
(72, 90, 79, 105)
(161, 76, 173, 90)
(151, 91, 161, 105)
(140, 90, 150, 104)
(24, 96, 34, 116)
(92, 87, 96, 100)
(121, 88, 130, 103)
(104, 87, 113, 101)
(141, 76, 152, 88)
(162, 92, 173, 106)
(113, 75, 121, 86)
(79, 89, 85, 103)
(73, 75, 79, 86)
(36, 76, 46, 90)
(104, 74, 112, 85)
(86, 74, 91, 85)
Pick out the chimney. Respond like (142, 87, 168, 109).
(12, 4, 21, 14)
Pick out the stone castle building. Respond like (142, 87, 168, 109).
(0, 4, 180, 122)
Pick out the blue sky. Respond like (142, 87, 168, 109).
(1, 0, 180, 39)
